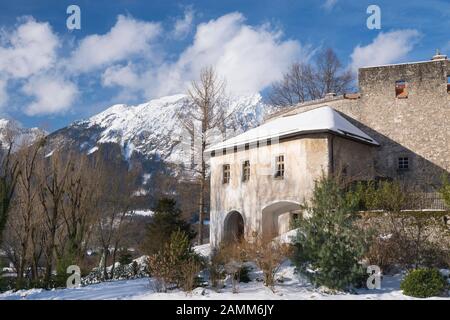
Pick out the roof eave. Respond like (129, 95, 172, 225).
(207, 129, 379, 156)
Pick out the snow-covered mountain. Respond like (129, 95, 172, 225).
(46, 93, 273, 175)
(0, 119, 45, 150)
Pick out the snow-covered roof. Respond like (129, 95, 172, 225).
(206, 106, 378, 153)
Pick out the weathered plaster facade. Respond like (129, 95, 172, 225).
(208, 56, 450, 247)
(209, 133, 376, 247)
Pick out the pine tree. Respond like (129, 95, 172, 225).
(142, 198, 196, 255)
(440, 175, 450, 208)
(293, 176, 370, 291)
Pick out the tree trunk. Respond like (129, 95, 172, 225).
(102, 248, 109, 281)
(43, 208, 58, 287)
(198, 136, 206, 245)
(198, 177, 205, 245)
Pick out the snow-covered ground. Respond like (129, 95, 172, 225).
(1, 248, 449, 300)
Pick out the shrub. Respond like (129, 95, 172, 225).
(365, 234, 401, 274)
(147, 230, 203, 292)
(350, 180, 407, 212)
(294, 176, 371, 291)
(54, 253, 77, 288)
(131, 261, 139, 277)
(247, 237, 292, 291)
(118, 251, 133, 265)
(180, 257, 203, 292)
(238, 265, 251, 283)
(218, 241, 248, 293)
(440, 175, 450, 208)
(362, 210, 450, 271)
(400, 268, 447, 298)
(208, 248, 226, 291)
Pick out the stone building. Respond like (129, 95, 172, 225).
(206, 54, 450, 247)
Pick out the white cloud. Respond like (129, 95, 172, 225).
(322, 0, 338, 11)
(2, 12, 309, 116)
(0, 79, 7, 108)
(102, 63, 140, 89)
(142, 12, 308, 97)
(350, 30, 421, 72)
(22, 75, 78, 116)
(0, 18, 59, 79)
(69, 15, 162, 73)
(172, 8, 195, 39)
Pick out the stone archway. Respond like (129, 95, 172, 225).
(223, 211, 245, 243)
(261, 201, 301, 239)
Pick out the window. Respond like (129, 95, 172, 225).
(223, 164, 230, 184)
(275, 155, 285, 179)
(398, 157, 409, 170)
(395, 80, 408, 98)
(242, 160, 250, 182)
(447, 75, 450, 93)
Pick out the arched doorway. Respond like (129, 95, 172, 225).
(261, 201, 301, 239)
(223, 211, 244, 243)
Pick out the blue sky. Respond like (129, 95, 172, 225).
(0, 0, 449, 131)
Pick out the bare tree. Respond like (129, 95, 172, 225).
(315, 48, 354, 97)
(179, 66, 230, 244)
(268, 48, 354, 108)
(0, 132, 20, 247)
(2, 137, 45, 285)
(38, 151, 71, 286)
(60, 153, 98, 266)
(269, 62, 317, 106)
(94, 156, 137, 280)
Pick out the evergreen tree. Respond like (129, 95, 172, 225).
(118, 251, 133, 265)
(142, 198, 196, 255)
(440, 175, 450, 208)
(293, 176, 370, 291)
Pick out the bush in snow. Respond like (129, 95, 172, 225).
(352, 178, 450, 271)
(213, 241, 250, 293)
(364, 233, 402, 274)
(246, 236, 292, 291)
(141, 198, 196, 256)
(238, 265, 252, 283)
(293, 175, 371, 291)
(208, 248, 226, 291)
(148, 230, 204, 292)
(400, 268, 448, 298)
(361, 211, 450, 272)
(180, 257, 203, 292)
(81, 256, 149, 285)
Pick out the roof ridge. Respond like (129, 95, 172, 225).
(265, 95, 346, 121)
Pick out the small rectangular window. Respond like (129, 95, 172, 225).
(398, 157, 409, 170)
(242, 160, 250, 182)
(223, 164, 230, 184)
(395, 80, 408, 98)
(275, 155, 285, 179)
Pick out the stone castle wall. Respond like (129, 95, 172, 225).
(274, 58, 450, 190)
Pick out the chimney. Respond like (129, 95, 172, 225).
(431, 49, 447, 61)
